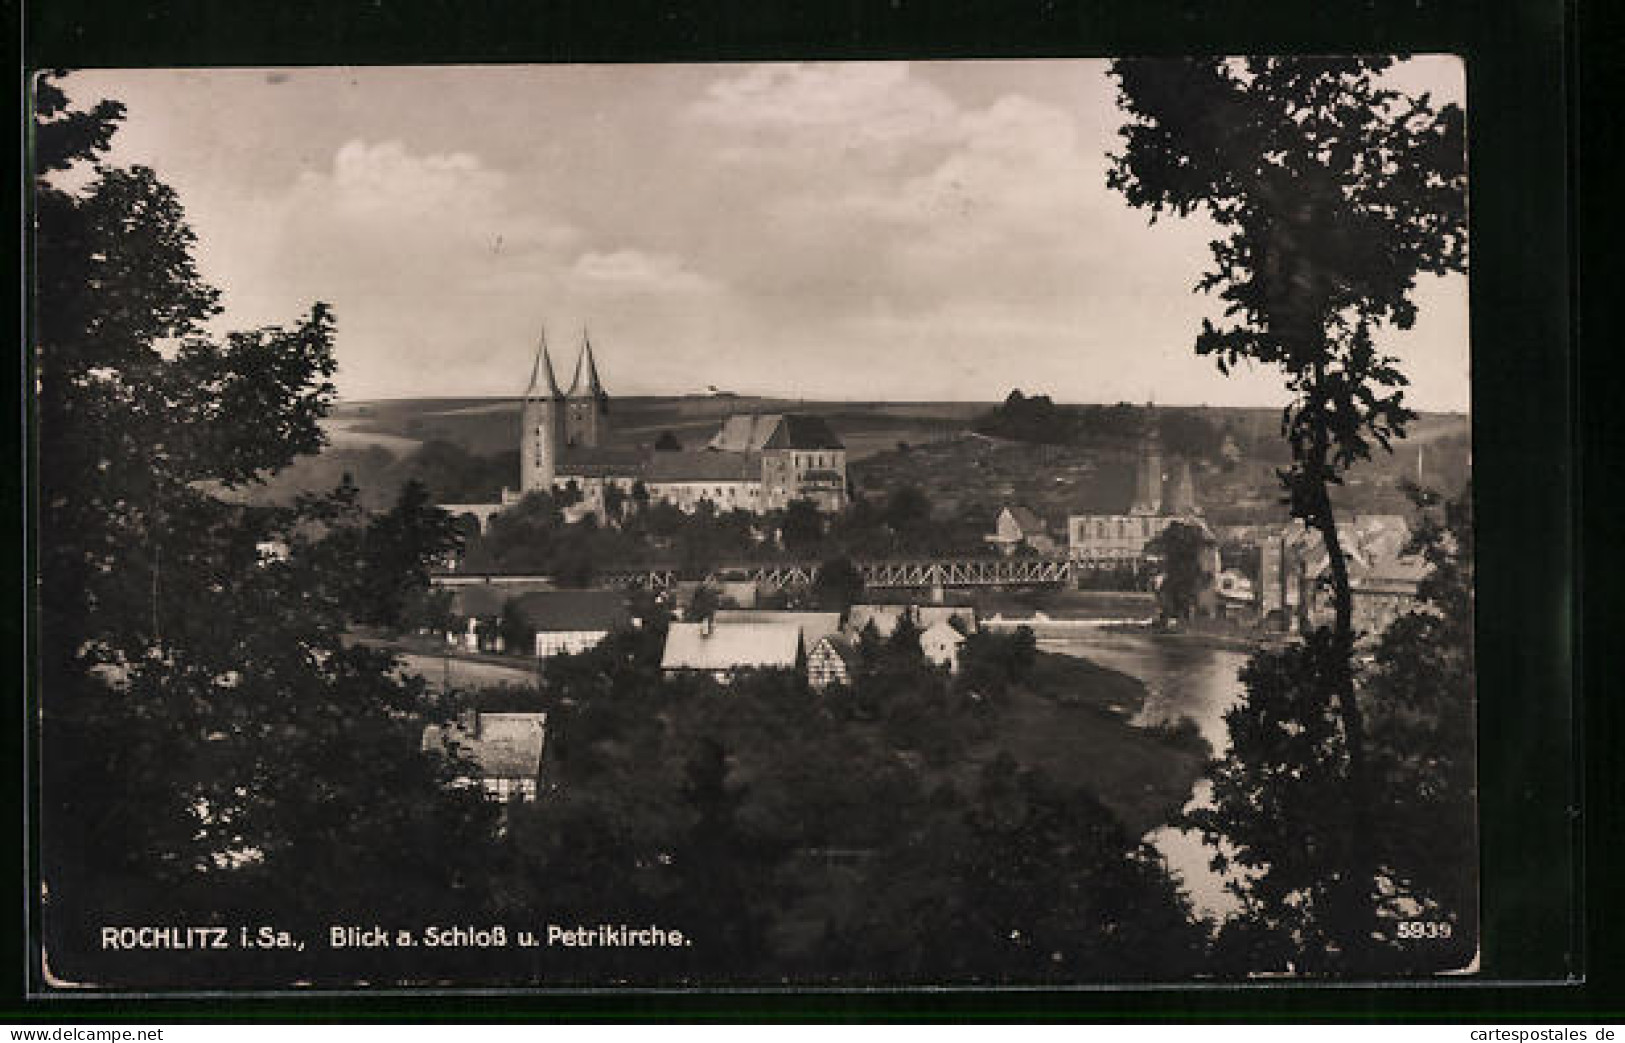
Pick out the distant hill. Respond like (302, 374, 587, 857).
(293, 394, 1468, 523)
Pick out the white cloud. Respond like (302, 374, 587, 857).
(689, 63, 959, 150)
(570, 249, 721, 296)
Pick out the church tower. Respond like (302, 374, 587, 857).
(562, 328, 610, 449)
(519, 331, 566, 493)
(1129, 409, 1164, 516)
(1164, 458, 1199, 517)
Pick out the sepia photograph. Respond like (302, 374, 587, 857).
(31, 57, 1476, 990)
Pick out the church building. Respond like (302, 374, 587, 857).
(505, 332, 848, 518)
(1066, 414, 1209, 565)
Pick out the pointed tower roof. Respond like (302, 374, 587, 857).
(524, 329, 563, 400)
(565, 328, 609, 405)
(582, 328, 606, 399)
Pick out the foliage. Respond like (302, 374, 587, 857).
(1109, 56, 1468, 968)
(1359, 482, 1476, 968)
(1147, 520, 1213, 622)
(975, 391, 1223, 460)
(810, 555, 864, 610)
(836, 761, 1208, 983)
(34, 76, 501, 985)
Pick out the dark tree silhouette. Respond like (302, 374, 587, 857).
(1146, 520, 1213, 623)
(34, 77, 500, 986)
(1108, 56, 1467, 969)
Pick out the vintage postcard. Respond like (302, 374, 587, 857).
(30, 58, 1475, 990)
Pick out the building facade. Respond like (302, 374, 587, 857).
(1068, 417, 1206, 566)
(510, 333, 847, 518)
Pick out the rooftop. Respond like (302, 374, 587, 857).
(645, 450, 763, 483)
(713, 609, 843, 647)
(661, 621, 801, 672)
(424, 711, 547, 780)
(510, 589, 630, 632)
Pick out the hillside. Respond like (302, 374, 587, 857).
(255, 395, 1469, 527)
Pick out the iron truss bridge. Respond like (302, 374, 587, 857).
(516, 557, 1100, 591)
(435, 555, 1139, 592)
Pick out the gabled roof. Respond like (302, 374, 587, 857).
(762, 414, 844, 451)
(810, 633, 861, 672)
(556, 446, 646, 477)
(424, 711, 547, 780)
(511, 589, 629, 632)
(661, 622, 801, 672)
(713, 610, 842, 647)
(919, 620, 966, 646)
(646, 451, 762, 483)
(708, 414, 784, 453)
(1003, 505, 1046, 534)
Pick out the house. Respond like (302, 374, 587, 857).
(1350, 554, 1431, 638)
(1257, 515, 1421, 633)
(660, 620, 802, 682)
(508, 589, 631, 658)
(919, 620, 967, 674)
(846, 603, 977, 639)
(807, 633, 862, 690)
(712, 609, 843, 649)
(845, 604, 911, 638)
(986, 505, 1056, 556)
(422, 711, 547, 802)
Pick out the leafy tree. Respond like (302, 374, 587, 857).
(1360, 482, 1476, 968)
(780, 497, 824, 555)
(1109, 56, 1467, 968)
(884, 485, 934, 547)
(346, 479, 462, 628)
(34, 77, 501, 985)
(839, 763, 1207, 982)
(1146, 520, 1213, 622)
(811, 555, 864, 610)
(498, 597, 533, 656)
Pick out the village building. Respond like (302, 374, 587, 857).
(495, 332, 848, 520)
(844, 603, 978, 639)
(660, 620, 802, 682)
(806, 633, 862, 690)
(422, 711, 547, 802)
(986, 505, 1058, 556)
(508, 589, 631, 658)
(1067, 416, 1208, 566)
(1256, 514, 1424, 636)
(1350, 555, 1432, 637)
(919, 620, 967, 674)
(711, 609, 844, 649)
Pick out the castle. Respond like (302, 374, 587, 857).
(506, 332, 849, 518)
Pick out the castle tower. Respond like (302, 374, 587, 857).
(519, 331, 566, 493)
(1165, 458, 1199, 516)
(562, 328, 610, 449)
(1129, 410, 1164, 516)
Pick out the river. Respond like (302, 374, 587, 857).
(1042, 631, 1256, 921)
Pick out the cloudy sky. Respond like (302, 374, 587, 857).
(59, 59, 1469, 409)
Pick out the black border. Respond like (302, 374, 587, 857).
(13, 0, 1605, 1022)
